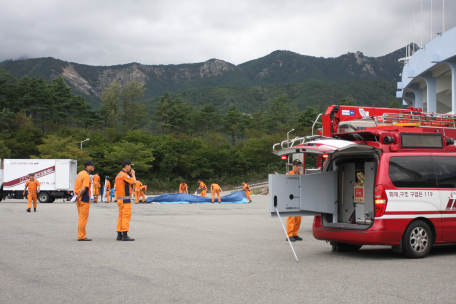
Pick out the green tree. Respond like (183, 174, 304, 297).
(263, 95, 298, 134)
(100, 81, 121, 129)
(0, 69, 17, 110)
(195, 104, 222, 134)
(152, 92, 171, 134)
(388, 100, 403, 108)
(13, 109, 35, 132)
(120, 80, 147, 131)
(103, 141, 154, 177)
(0, 107, 15, 133)
(48, 77, 74, 127)
(223, 105, 243, 145)
(72, 95, 93, 129)
(299, 106, 321, 127)
(338, 98, 355, 106)
(32, 134, 90, 171)
(0, 139, 12, 158)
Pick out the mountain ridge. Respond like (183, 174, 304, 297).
(0, 48, 406, 108)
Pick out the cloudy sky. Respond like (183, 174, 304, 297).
(1, 0, 455, 66)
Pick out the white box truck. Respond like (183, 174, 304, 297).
(0, 159, 77, 203)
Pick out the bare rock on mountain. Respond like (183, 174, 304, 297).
(354, 51, 377, 77)
(62, 64, 96, 96)
(199, 59, 235, 78)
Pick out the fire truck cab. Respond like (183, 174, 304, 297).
(270, 106, 456, 258)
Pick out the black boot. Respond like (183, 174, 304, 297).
(116, 232, 122, 241)
(122, 231, 134, 241)
(34, 208, 36, 212)
(26, 208, 31, 212)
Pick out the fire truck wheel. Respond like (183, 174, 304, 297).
(38, 192, 50, 203)
(402, 220, 432, 259)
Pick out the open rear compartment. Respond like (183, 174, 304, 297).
(320, 154, 376, 230)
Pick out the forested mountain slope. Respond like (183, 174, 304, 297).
(0, 47, 406, 110)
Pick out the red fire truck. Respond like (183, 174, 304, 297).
(270, 105, 456, 258)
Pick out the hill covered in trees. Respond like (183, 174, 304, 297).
(0, 48, 406, 110)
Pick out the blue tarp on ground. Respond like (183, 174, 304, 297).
(144, 190, 248, 204)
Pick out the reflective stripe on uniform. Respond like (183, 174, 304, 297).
(118, 196, 131, 199)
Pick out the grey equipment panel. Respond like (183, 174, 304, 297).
(269, 172, 337, 217)
(300, 171, 337, 214)
(338, 163, 356, 223)
(269, 174, 304, 217)
(363, 162, 375, 217)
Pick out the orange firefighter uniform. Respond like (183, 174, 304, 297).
(74, 169, 92, 240)
(198, 181, 207, 197)
(286, 170, 302, 238)
(134, 180, 145, 203)
(92, 174, 101, 202)
(243, 183, 252, 202)
(105, 180, 111, 203)
(140, 185, 147, 200)
(179, 183, 188, 193)
(211, 183, 222, 203)
(25, 179, 41, 210)
(115, 170, 135, 233)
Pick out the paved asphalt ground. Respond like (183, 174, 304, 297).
(1, 195, 456, 304)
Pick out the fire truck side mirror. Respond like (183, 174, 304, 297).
(383, 136, 394, 144)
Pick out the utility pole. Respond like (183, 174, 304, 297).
(408, 18, 410, 57)
(80, 138, 90, 150)
(443, 0, 445, 33)
(405, 25, 408, 58)
(421, 0, 423, 48)
(431, 0, 433, 40)
(413, 10, 415, 54)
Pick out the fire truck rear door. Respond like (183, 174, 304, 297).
(269, 171, 337, 217)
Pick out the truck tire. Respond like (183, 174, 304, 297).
(38, 192, 50, 203)
(402, 220, 432, 259)
(48, 197, 55, 203)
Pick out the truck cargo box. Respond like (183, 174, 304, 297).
(1, 159, 77, 203)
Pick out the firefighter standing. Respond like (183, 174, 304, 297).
(134, 179, 145, 203)
(179, 181, 188, 193)
(197, 180, 207, 197)
(115, 160, 136, 241)
(74, 160, 95, 241)
(104, 176, 111, 203)
(286, 159, 303, 242)
(23, 173, 40, 212)
(242, 181, 252, 203)
(92, 173, 101, 203)
(210, 183, 223, 203)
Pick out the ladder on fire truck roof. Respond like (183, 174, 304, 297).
(376, 111, 456, 128)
